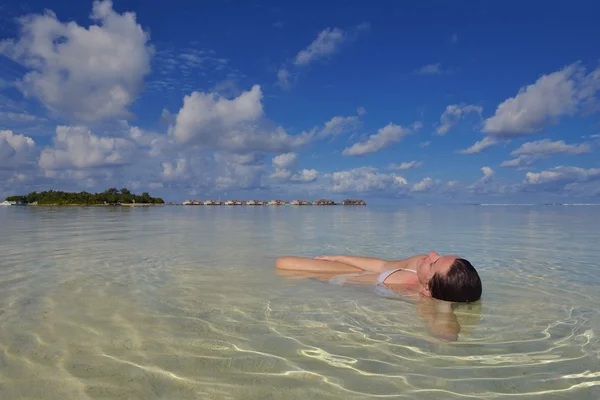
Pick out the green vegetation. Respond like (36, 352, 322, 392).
(5, 188, 164, 205)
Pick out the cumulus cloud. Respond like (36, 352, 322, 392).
(39, 125, 136, 170)
(0, 129, 37, 169)
(342, 123, 415, 156)
(411, 177, 439, 192)
(0, 0, 154, 122)
(483, 63, 600, 136)
(271, 168, 318, 183)
(464, 166, 500, 194)
(481, 166, 494, 181)
(388, 161, 422, 170)
(214, 152, 267, 190)
(161, 158, 188, 180)
(436, 104, 482, 135)
(459, 137, 498, 154)
(272, 152, 297, 169)
(501, 139, 591, 167)
(293, 169, 318, 182)
(169, 85, 312, 152)
(270, 152, 317, 183)
(329, 167, 407, 192)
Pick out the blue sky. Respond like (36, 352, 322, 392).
(1, 0, 599, 204)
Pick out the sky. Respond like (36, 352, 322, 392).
(0, 0, 599, 204)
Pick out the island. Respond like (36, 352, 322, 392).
(4, 188, 165, 206)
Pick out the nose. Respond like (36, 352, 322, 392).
(429, 251, 440, 259)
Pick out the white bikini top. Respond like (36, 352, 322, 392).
(376, 267, 416, 285)
(327, 267, 416, 287)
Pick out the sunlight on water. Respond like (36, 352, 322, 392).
(0, 205, 599, 399)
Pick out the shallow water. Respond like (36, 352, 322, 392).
(0, 205, 598, 399)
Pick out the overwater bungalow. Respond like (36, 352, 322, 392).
(312, 199, 336, 205)
(290, 200, 309, 205)
(267, 200, 287, 205)
(204, 200, 222, 205)
(341, 199, 367, 205)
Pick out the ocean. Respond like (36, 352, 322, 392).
(0, 204, 598, 399)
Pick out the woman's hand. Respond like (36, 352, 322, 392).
(314, 255, 339, 262)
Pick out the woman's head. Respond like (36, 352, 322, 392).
(417, 251, 482, 303)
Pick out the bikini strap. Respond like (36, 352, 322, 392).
(377, 268, 416, 284)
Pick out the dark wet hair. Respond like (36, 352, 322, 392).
(429, 258, 482, 303)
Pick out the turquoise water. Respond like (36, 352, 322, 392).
(0, 205, 599, 399)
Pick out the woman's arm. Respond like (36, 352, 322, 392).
(275, 256, 363, 273)
(314, 255, 388, 272)
(315, 254, 426, 273)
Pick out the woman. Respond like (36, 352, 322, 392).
(275, 251, 483, 340)
(276, 251, 482, 303)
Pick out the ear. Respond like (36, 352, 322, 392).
(420, 284, 432, 297)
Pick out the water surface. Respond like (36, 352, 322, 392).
(0, 205, 598, 399)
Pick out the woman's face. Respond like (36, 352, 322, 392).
(416, 251, 457, 293)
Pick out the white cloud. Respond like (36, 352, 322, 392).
(270, 153, 317, 183)
(411, 177, 438, 192)
(169, 85, 312, 152)
(270, 168, 292, 181)
(293, 169, 318, 182)
(271, 168, 318, 183)
(342, 123, 412, 156)
(464, 166, 498, 193)
(0, 129, 37, 169)
(483, 63, 600, 136)
(388, 161, 422, 170)
(171, 84, 263, 143)
(512, 139, 591, 156)
(0, 0, 154, 122)
(524, 166, 600, 185)
(500, 157, 526, 168)
(162, 158, 188, 180)
(294, 27, 346, 66)
(357, 106, 367, 116)
(436, 104, 482, 135)
(481, 166, 494, 181)
(0, 111, 48, 123)
(459, 137, 498, 154)
(278, 24, 367, 88)
(501, 139, 591, 167)
(320, 115, 361, 137)
(213, 152, 266, 190)
(329, 167, 407, 192)
(272, 152, 297, 169)
(39, 125, 135, 170)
